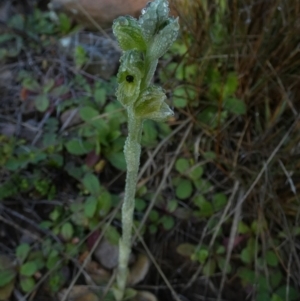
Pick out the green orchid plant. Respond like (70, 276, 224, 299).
(112, 0, 179, 300)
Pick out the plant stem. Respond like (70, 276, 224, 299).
(141, 58, 158, 91)
(116, 109, 143, 300)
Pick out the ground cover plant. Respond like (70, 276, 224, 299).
(0, 0, 300, 300)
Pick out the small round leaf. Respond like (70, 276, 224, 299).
(175, 179, 193, 200)
(20, 261, 38, 277)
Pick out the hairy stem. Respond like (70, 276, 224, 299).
(116, 110, 143, 300)
(140, 57, 158, 91)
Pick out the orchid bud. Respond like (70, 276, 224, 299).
(113, 16, 147, 52)
(116, 50, 145, 107)
(134, 85, 174, 121)
(138, 0, 170, 42)
(148, 17, 179, 59)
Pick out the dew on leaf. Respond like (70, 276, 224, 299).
(116, 16, 129, 26)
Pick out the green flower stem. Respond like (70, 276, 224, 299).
(141, 58, 158, 91)
(116, 109, 143, 300)
(112, 1, 179, 299)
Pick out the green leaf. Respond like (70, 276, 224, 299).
(251, 219, 267, 235)
(43, 132, 57, 147)
(61, 222, 74, 241)
(193, 195, 207, 208)
(237, 221, 251, 234)
(257, 291, 271, 301)
(216, 245, 225, 255)
(210, 21, 226, 45)
(47, 270, 65, 293)
(223, 72, 238, 97)
(176, 243, 196, 257)
(74, 45, 88, 69)
(20, 276, 35, 293)
(0, 279, 15, 299)
(159, 62, 176, 82)
(0, 270, 16, 286)
(240, 250, 251, 265)
(292, 226, 300, 236)
(189, 165, 204, 181)
(82, 173, 101, 196)
(141, 120, 158, 146)
(202, 259, 216, 276)
(217, 257, 231, 274)
(49, 207, 61, 222)
(27, 252, 44, 270)
(166, 199, 178, 213)
(160, 215, 175, 230)
(107, 152, 127, 171)
(149, 224, 157, 234)
(265, 250, 278, 267)
(184, 64, 198, 81)
(173, 96, 187, 108)
(94, 86, 107, 106)
(175, 179, 193, 200)
(240, 240, 256, 264)
(271, 294, 283, 301)
(135, 198, 146, 212)
(123, 288, 137, 301)
(43, 79, 55, 93)
(172, 84, 196, 109)
(193, 195, 214, 217)
(20, 261, 38, 277)
(35, 94, 49, 112)
(79, 106, 99, 121)
(65, 243, 79, 257)
(58, 12, 71, 33)
(97, 190, 112, 217)
(172, 86, 188, 108)
(212, 193, 227, 211)
(84, 196, 98, 218)
(175, 158, 190, 174)
(196, 248, 209, 264)
(270, 271, 282, 289)
(16, 244, 30, 262)
(65, 139, 93, 155)
(51, 85, 69, 97)
(197, 106, 218, 128)
(237, 267, 255, 285)
(203, 151, 217, 160)
(223, 97, 246, 115)
(112, 285, 123, 301)
(0, 33, 15, 44)
(104, 226, 120, 245)
(46, 255, 60, 270)
(22, 77, 40, 91)
(193, 178, 212, 193)
(257, 275, 269, 291)
(275, 286, 299, 301)
(149, 210, 159, 222)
